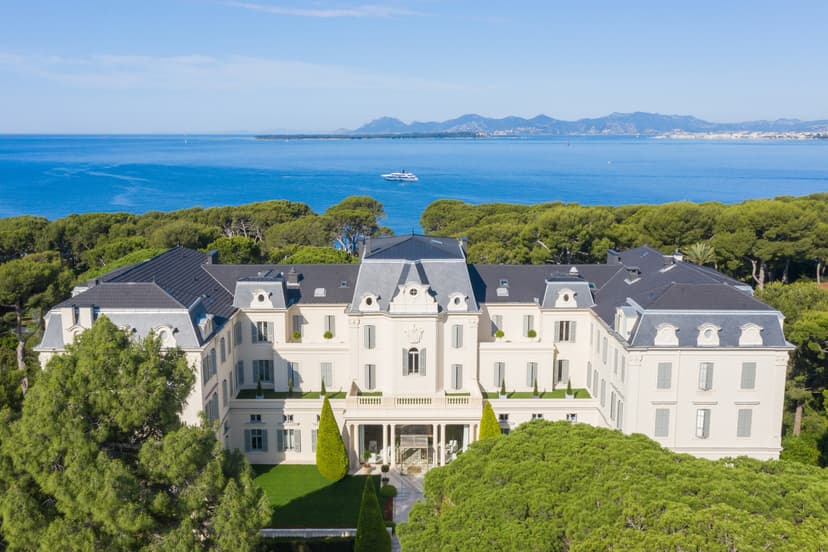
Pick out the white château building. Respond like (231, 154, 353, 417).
(36, 235, 792, 468)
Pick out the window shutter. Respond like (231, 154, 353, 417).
(654, 409, 669, 437)
(365, 364, 371, 389)
(561, 360, 569, 384)
(737, 409, 752, 437)
(402, 349, 407, 376)
(275, 430, 283, 452)
(237, 361, 244, 386)
(244, 429, 251, 452)
(420, 348, 427, 377)
(251, 322, 257, 343)
(741, 362, 756, 389)
(526, 363, 534, 387)
(267, 361, 274, 384)
(494, 363, 499, 387)
(523, 315, 530, 337)
(571, 321, 576, 341)
(311, 430, 318, 452)
(458, 325, 463, 347)
(657, 362, 672, 389)
(267, 322, 274, 343)
(554, 322, 560, 342)
(587, 364, 592, 388)
(295, 430, 302, 453)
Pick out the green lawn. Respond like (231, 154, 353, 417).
(484, 388, 591, 399)
(236, 390, 346, 399)
(253, 464, 380, 527)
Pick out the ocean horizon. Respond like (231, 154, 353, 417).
(1, 134, 827, 233)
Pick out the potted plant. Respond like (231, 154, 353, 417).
(362, 450, 372, 469)
(527, 329, 537, 339)
(255, 377, 264, 400)
(379, 484, 398, 521)
(495, 330, 505, 340)
(381, 464, 390, 474)
(499, 380, 507, 399)
(293, 330, 302, 342)
(565, 379, 574, 399)
(532, 378, 539, 398)
(323, 330, 333, 339)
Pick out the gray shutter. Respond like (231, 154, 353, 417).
(707, 365, 714, 389)
(741, 362, 756, 389)
(420, 348, 426, 377)
(654, 409, 669, 437)
(267, 361, 274, 383)
(251, 322, 257, 343)
(523, 315, 530, 337)
(737, 409, 752, 437)
(526, 363, 533, 387)
(458, 365, 463, 389)
(702, 410, 711, 438)
(267, 322, 274, 342)
(311, 429, 318, 453)
(571, 321, 577, 342)
(238, 361, 245, 386)
(402, 349, 407, 376)
(554, 322, 560, 342)
(295, 430, 302, 453)
(244, 429, 251, 452)
(275, 429, 283, 452)
(458, 325, 463, 347)
(657, 363, 671, 389)
(561, 360, 569, 385)
(494, 363, 499, 387)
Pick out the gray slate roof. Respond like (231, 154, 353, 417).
(204, 264, 359, 304)
(364, 235, 464, 260)
(471, 264, 620, 304)
(631, 313, 787, 348)
(57, 282, 182, 310)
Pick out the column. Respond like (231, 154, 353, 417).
(382, 423, 388, 464)
(432, 423, 438, 467)
(390, 424, 396, 467)
(350, 424, 358, 468)
(440, 423, 447, 466)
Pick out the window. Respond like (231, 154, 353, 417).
(698, 362, 714, 391)
(283, 414, 294, 423)
(234, 321, 242, 345)
(531, 413, 543, 420)
(236, 360, 244, 388)
(696, 409, 711, 439)
(324, 315, 336, 337)
(600, 379, 606, 407)
(292, 315, 303, 338)
(278, 429, 301, 452)
(555, 359, 569, 386)
(451, 364, 463, 390)
(589, 324, 593, 346)
(587, 362, 592, 388)
(365, 364, 376, 390)
(253, 360, 273, 383)
(595, 328, 601, 352)
(364, 325, 376, 349)
(610, 391, 616, 420)
(566, 413, 578, 423)
(602, 337, 608, 364)
(206, 393, 219, 423)
(220, 337, 226, 363)
(202, 355, 211, 385)
(287, 362, 298, 388)
(654, 409, 670, 437)
(451, 324, 463, 348)
(494, 362, 505, 387)
(657, 362, 672, 389)
(555, 321, 576, 342)
(526, 362, 538, 387)
(246, 428, 266, 451)
(621, 357, 626, 382)
(492, 315, 503, 336)
(498, 413, 509, 422)
(311, 429, 318, 452)
(230, 369, 234, 395)
(616, 401, 623, 429)
(737, 409, 752, 437)
(321, 362, 333, 388)
(407, 348, 420, 375)
(252, 321, 273, 343)
(226, 330, 231, 354)
(210, 348, 217, 379)
(741, 362, 756, 390)
(221, 379, 228, 406)
(592, 370, 599, 398)
(523, 315, 534, 337)
(249, 414, 262, 423)
(613, 349, 618, 375)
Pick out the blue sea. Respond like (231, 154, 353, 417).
(1, 135, 826, 233)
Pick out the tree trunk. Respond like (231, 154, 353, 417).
(793, 401, 803, 437)
(818, 261, 822, 285)
(750, 258, 766, 290)
(15, 303, 25, 370)
(782, 258, 790, 284)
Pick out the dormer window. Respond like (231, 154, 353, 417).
(257, 294, 265, 302)
(360, 293, 380, 312)
(697, 323, 721, 347)
(654, 323, 679, 347)
(447, 292, 469, 312)
(339, 280, 348, 288)
(366, 297, 373, 305)
(555, 288, 577, 308)
(409, 288, 418, 296)
(313, 288, 326, 298)
(739, 323, 763, 346)
(499, 279, 509, 287)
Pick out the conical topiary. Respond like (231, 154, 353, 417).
(316, 396, 349, 481)
(321, 379, 327, 397)
(478, 401, 502, 440)
(355, 477, 391, 552)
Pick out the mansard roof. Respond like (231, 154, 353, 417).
(363, 234, 465, 260)
(471, 264, 619, 304)
(56, 282, 183, 310)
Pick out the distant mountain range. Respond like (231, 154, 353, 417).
(349, 112, 828, 136)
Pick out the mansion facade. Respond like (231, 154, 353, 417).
(36, 235, 791, 468)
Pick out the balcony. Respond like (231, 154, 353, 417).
(483, 389, 591, 399)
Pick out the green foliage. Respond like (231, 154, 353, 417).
(495, 329, 504, 338)
(0, 317, 269, 549)
(355, 477, 391, 552)
(379, 484, 397, 498)
(324, 196, 388, 255)
(76, 247, 166, 282)
(324, 330, 334, 339)
(205, 236, 263, 264)
(684, 240, 717, 266)
(566, 379, 573, 395)
(398, 421, 828, 551)
(478, 402, 501, 440)
(527, 329, 536, 338)
(0, 215, 50, 262)
(283, 245, 356, 264)
(316, 397, 348, 482)
(149, 219, 221, 249)
(499, 379, 506, 396)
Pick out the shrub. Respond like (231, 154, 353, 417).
(293, 330, 302, 340)
(315, 396, 349, 481)
(500, 380, 506, 396)
(379, 484, 398, 498)
(256, 377, 263, 397)
(566, 379, 573, 396)
(381, 464, 390, 473)
(321, 379, 327, 396)
(495, 330, 505, 338)
(533, 378, 538, 396)
(479, 401, 501, 440)
(355, 478, 391, 552)
(527, 329, 537, 338)
(324, 330, 333, 339)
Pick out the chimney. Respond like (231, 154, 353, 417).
(206, 249, 219, 264)
(286, 266, 299, 287)
(625, 266, 641, 282)
(607, 249, 622, 265)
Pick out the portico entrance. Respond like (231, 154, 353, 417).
(396, 425, 433, 472)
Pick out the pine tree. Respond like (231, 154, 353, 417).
(316, 395, 349, 481)
(478, 401, 502, 440)
(354, 477, 391, 552)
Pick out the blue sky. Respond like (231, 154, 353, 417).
(1, 1, 826, 133)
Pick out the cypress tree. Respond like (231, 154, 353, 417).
(355, 477, 391, 552)
(478, 401, 502, 440)
(315, 395, 349, 481)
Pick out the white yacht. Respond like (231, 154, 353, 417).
(381, 170, 418, 182)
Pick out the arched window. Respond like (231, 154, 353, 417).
(407, 348, 420, 375)
(220, 337, 226, 363)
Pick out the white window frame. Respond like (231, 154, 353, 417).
(695, 408, 711, 439)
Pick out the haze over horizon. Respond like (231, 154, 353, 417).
(2, 1, 827, 133)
